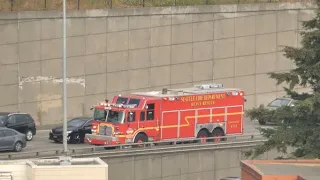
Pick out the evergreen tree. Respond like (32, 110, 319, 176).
(245, 3, 320, 159)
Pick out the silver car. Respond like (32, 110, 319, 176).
(0, 127, 27, 152)
(258, 97, 297, 125)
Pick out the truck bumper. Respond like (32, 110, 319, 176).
(85, 134, 120, 146)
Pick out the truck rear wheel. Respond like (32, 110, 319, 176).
(211, 128, 225, 142)
(197, 130, 209, 143)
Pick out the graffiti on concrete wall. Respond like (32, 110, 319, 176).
(18, 76, 85, 89)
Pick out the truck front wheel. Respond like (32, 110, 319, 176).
(134, 133, 148, 147)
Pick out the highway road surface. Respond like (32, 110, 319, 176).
(0, 117, 268, 155)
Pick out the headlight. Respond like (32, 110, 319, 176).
(67, 131, 72, 134)
(50, 130, 52, 133)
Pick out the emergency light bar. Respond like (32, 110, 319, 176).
(195, 83, 223, 89)
(123, 104, 137, 108)
(227, 91, 244, 96)
(110, 103, 123, 108)
(100, 103, 137, 109)
(98, 102, 109, 106)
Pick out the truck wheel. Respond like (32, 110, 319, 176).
(134, 133, 148, 147)
(258, 119, 266, 125)
(211, 128, 225, 142)
(196, 130, 209, 143)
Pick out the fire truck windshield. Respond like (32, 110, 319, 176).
(93, 109, 125, 124)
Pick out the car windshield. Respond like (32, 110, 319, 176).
(67, 119, 86, 127)
(268, 99, 291, 107)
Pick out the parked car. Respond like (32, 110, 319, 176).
(0, 127, 27, 152)
(0, 112, 37, 141)
(258, 97, 297, 125)
(49, 117, 92, 144)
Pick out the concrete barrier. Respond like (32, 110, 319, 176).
(0, 143, 291, 180)
(101, 145, 291, 180)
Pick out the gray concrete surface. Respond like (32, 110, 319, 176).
(102, 140, 290, 180)
(0, 2, 314, 125)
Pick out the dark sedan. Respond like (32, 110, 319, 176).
(49, 117, 92, 144)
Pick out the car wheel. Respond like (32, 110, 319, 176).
(53, 139, 60, 143)
(258, 119, 266, 125)
(67, 135, 72, 143)
(72, 133, 81, 144)
(25, 129, 33, 141)
(14, 141, 23, 152)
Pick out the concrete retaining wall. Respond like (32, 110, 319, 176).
(102, 146, 289, 180)
(0, 2, 314, 125)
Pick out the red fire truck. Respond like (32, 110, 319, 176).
(85, 83, 245, 146)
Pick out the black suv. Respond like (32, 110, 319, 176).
(0, 112, 37, 141)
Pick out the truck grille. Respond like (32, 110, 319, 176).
(99, 126, 113, 136)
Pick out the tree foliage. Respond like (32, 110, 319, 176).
(245, 4, 320, 159)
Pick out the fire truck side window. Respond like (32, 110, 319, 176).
(146, 103, 155, 121)
(140, 111, 145, 121)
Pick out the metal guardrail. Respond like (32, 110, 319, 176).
(74, 139, 266, 159)
(0, 134, 264, 160)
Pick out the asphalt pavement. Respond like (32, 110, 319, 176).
(0, 117, 267, 155)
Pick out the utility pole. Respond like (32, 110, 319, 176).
(60, 0, 71, 165)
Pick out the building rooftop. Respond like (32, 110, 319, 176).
(241, 159, 320, 180)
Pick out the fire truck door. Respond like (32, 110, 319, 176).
(127, 112, 139, 135)
(225, 106, 243, 134)
(138, 103, 159, 141)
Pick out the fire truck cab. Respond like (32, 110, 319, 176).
(85, 83, 245, 146)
